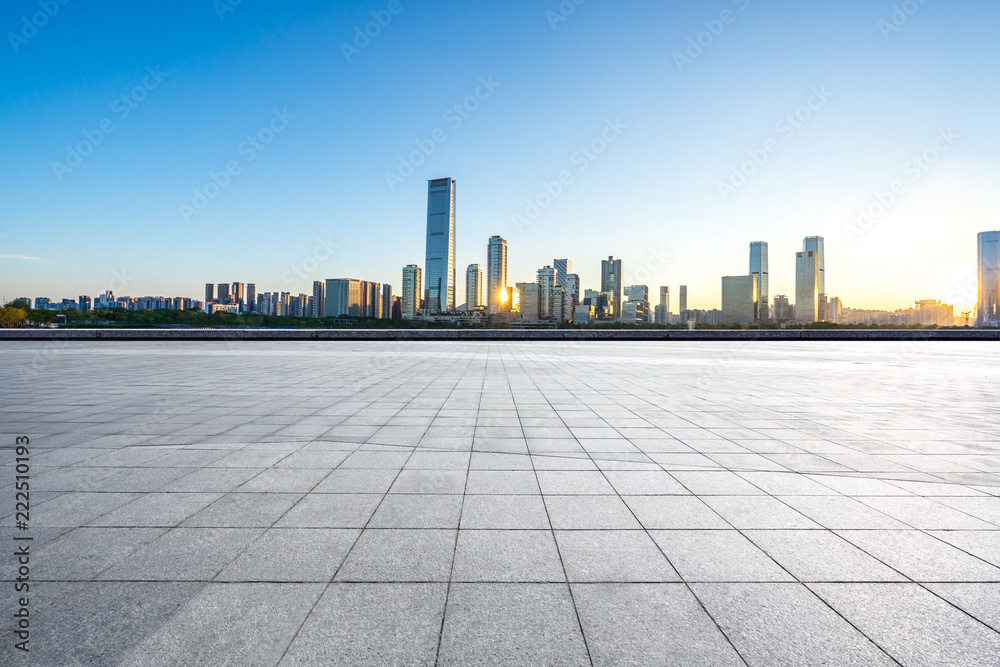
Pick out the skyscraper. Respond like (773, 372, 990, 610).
(679, 285, 688, 313)
(425, 178, 456, 312)
(803, 236, 825, 318)
(537, 266, 558, 319)
(565, 274, 580, 321)
(466, 264, 483, 311)
(217, 283, 230, 304)
(487, 236, 508, 313)
(516, 282, 540, 322)
(601, 256, 623, 318)
(978, 231, 1000, 327)
(750, 242, 769, 320)
(205, 284, 214, 304)
(402, 265, 422, 318)
(325, 279, 363, 317)
(247, 284, 256, 313)
(232, 282, 245, 306)
(554, 259, 572, 290)
(795, 251, 819, 323)
(655, 286, 670, 324)
(311, 281, 325, 318)
(381, 284, 392, 320)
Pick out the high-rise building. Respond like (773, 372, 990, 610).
(537, 266, 558, 319)
(721, 275, 759, 325)
(466, 264, 483, 311)
(78, 295, 92, 310)
(247, 284, 256, 313)
(381, 284, 392, 319)
(205, 284, 214, 304)
(601, 256, 623, 318)
(795, 251, 819, 323)
(554, 259, 573, 290)
(655, 286, 670, 325)
(621, 285, 649, 324)
(803, 236, 825, 318)
(402, 265, 422, 318)
(232, 282, 245, 305)
(312, 281, 325, 318)
(216, 283, 231, 305)
(516, 282, 540, 322)
(564, 274, 580, 321)
(361, 281, 381, 318)
(773, 295, 793, 321)
(679, 285, 688, 313)
(425, 178, 456, 312)
(750, 242, 769, 320)
(487, 236, 508, 313)
(977, 231, 1000, 327)
(325, 279, 363, 317)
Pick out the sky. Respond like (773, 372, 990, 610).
(1, 0, 998, 312)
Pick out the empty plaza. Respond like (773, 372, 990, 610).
(2, 340, 999, 666)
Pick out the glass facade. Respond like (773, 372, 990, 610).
(487, 236, 508, 313)
(795, 251, 819, 323)
(424, 178, 456, 312)
(750, 241, 769, 320)
(721, 275, 758, 325)
(978, 231, 1000, 327)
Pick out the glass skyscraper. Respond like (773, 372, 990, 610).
(487, 236, 508, 313)
(750, 241, 769, 320)
(795, 251, 819, 323)
(978, 231, 1000, 327)
(425, 178, 456, 312)
(601, 256, 623, 318)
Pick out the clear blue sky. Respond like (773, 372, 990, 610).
(2, 0, 998, 311)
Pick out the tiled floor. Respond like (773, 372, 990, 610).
(2, 340, 999, 666)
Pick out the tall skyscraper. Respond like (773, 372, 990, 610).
(381, 284, 392, 319)
(721, 275, 759, 325)
(796, 251, 819, 323)
(205, 284, 214, 304)
(750, 242, 769, 320)
(247, 284, 256, 313)
(679, 285, 688, 313)
(325, 279, 363, 317)
(312, 281, 325, 318)
(402, 265, 422, 318)
(425, 178, 456, 312)
(516, 282, 540, 322)
(978, 231, 1000, 327)
(537, 266, 558, 319)
(803, 236, 825, 317)
(553, 259, 572, 290)
(601, 256, 623, 318)
(466, 264, 483, 311)
(217, 283, 231, 304)
(655, 286, 670, 324)
(232, 282, 245, 305)
(565, 274, 580, 320)
(487, 236, 508, 313)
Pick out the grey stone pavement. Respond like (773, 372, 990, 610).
(1, 340, 999, 666)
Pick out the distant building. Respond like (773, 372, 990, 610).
(78, 295, 92, 310)
(516, 282, 540, 322)
(312, 281, 325, 318)
(466, 264, 483, 311)
(977, 231, 1000, 327)
(655, 286, 670, 324)
(574, 303, 595, 324)
(391, 296, 403, 320)
(217, 283, 231, 305)
(402, 265, 422, 318)
(381, 284, 392, 319)
(750, 242, 769, 320)
(601, 256, 623, 318)
(425, 178, 456, 312)
(232, 283, 245, 309)
(795, 250, 819, 323)
(620, 285, 649, 324)
(583, 290, 610, 320)
(205, 284, 214, 305)
(803, 236, 826, 319)
(554, 259, 572, 290)
(721, 275, 759, 325)
(325, 279, 363, 317)
(679, 285, 688, 313)
(246, 284, 256, 313)
(773, 295, 793, 321)
(564, 273, 580, 320)
(487, 236, 508, 314)
(537, 266, 558, 319)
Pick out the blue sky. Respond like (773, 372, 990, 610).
(1, 0, 998, 311)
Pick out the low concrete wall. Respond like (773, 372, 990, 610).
(1, 328, 997, 341)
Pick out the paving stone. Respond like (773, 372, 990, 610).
(557, 530, 679, 582)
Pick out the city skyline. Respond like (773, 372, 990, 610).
(1, 2, 998, 311)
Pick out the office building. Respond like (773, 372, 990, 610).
(601, 256, 623, 318)
(361, 281, 381, 318)
(312, 281, 325, 318)
(516, 282, 540, 322)
(232, 282, 245, 307)
(554, 259, 572, 290)
(487, 236, 508, 313)
(679, 285, 688, 313)
(796, 251, 819, 323)
(977, 231, 1000, 327)
(78, 295, 92, 310)
(537, 266, 558, 319)
(425, 178, 456, 312)
(803, 236, 826, 318)
(381, 284, 392, 319)
(466, 264, 483, 311)
(402, 265, 422, 318)
(721, 275, 759, 325)
(246, 284, 256, 313)
(205, 284, 214, 304)
(655, 286, 670, 324)
(583, 290, 610, 320)
(750, 242, 769, 320)
(773, 295, 793, 321)
(620, 285, 649, 325)
(216, 283, 231, 304)
(325, 279, 363, 317)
